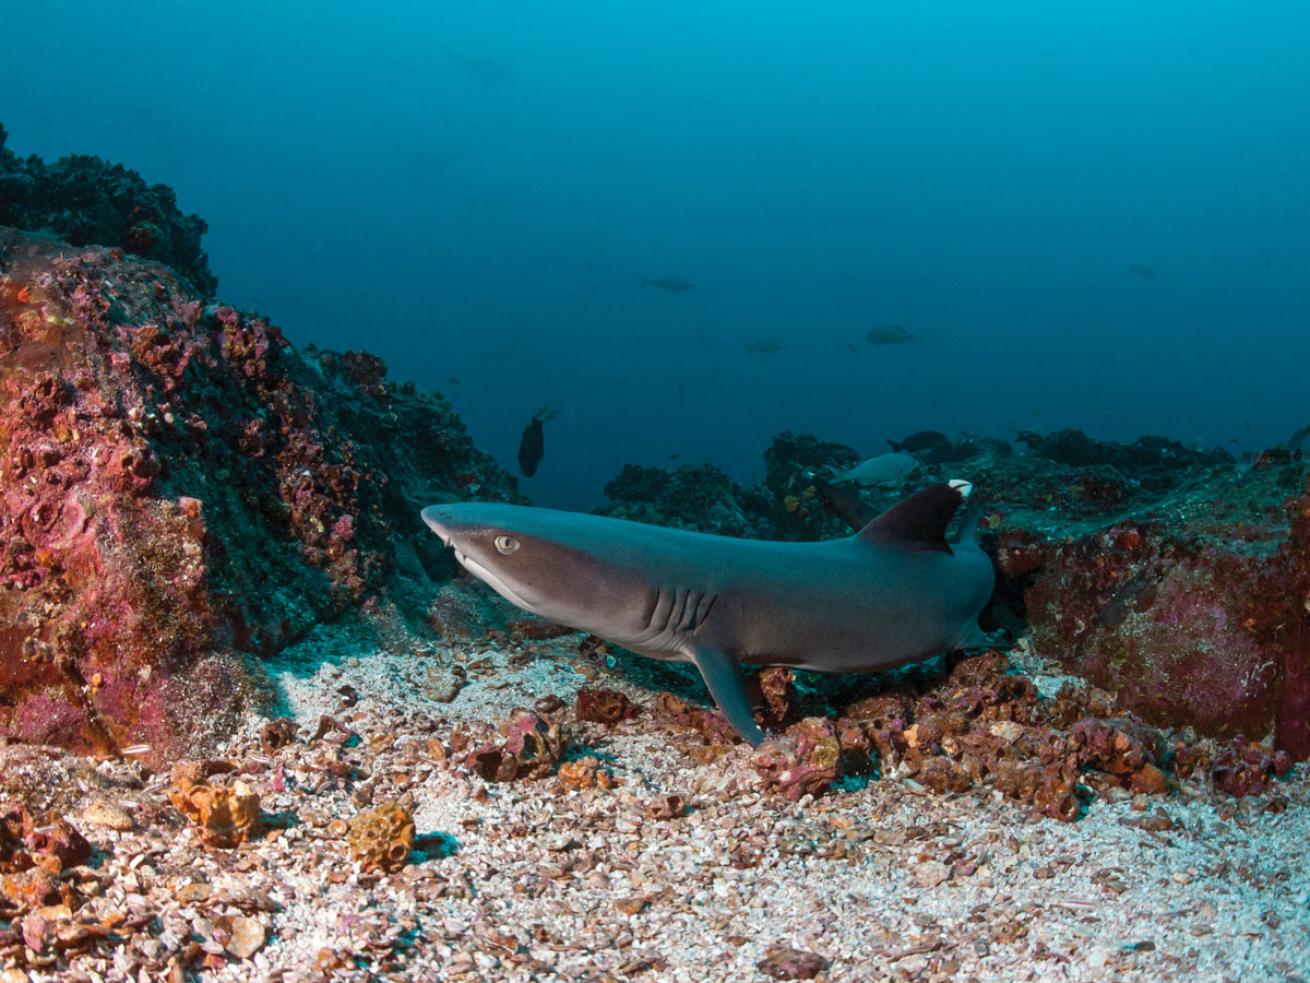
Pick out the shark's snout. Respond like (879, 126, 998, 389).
(421, 505, 455, 546)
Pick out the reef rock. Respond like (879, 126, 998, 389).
(0, 123, 216, 296)
(986, 453, 1310, 758)
(599, 462, 764, 537)
(0, 228, 515, 759)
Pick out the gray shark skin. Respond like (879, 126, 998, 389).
(421, 482, 994, 746)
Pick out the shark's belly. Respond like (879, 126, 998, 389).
(715, 565, 976, 673)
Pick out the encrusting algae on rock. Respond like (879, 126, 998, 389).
(0, 226, 517, 763)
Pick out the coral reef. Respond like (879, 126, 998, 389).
(991, 462, 1310, 757)
(0, 123, 216, 296)
(1015, 429, 1231, 488)
(598, 462, 764, 537)
(0, 228, 516, 758)
(640, 644, 1293, 812)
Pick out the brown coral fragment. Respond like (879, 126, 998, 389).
(558, 757, 618, 791)
(917, 757, 973, 794)
(169, 776, 260, 849)
(20, 812, 91, 871)
(260, 717, 298, 753)
(756, 666, 796, 726)
(1210, 737, 1293, 797)
(643, 795, 686, 821)
(1, 866, 61, 910)
(652, 690, 738, 751)
(757, 945, 829, 980)
(346, 801, 415, 873)
(576, 687, 638, 726)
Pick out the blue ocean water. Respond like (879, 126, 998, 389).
(4, 1, 1307, 508)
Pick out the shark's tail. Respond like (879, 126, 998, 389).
(639, 275, 649, 287)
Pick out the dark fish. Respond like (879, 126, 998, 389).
(640, 275, 695, 292)
(866, 324, 914, 345)
(1127, 264, 1155, 279)
(517, 404, 558, 478)
(744, 338, 782, 354)
(887, 430, 950, 454)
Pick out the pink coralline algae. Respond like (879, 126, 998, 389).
(464, 709, 564, 782)
(988, 462, 1310, 759)
(0, 228, 516, 759)
(752, 718, 843, 801)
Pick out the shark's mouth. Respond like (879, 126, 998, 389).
(452, 547, 536, 612)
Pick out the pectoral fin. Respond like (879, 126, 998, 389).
(685, 644, 766, 747)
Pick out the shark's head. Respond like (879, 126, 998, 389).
(421, 502, 649, 633)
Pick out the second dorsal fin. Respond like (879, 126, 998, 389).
(857, 480, 972, 553)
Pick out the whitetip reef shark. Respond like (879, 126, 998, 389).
(421, 481, 994, 746)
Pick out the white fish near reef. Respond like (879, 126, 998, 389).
(827, 452, 920, 487)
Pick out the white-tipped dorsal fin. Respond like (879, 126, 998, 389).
(857, 482, 972, 553)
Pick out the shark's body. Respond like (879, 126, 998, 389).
(422, 482, 994, 745)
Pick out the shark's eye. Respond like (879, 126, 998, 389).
(494, 535, 520, 555)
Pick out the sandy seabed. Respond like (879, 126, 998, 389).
(2, 619, 1307, 982)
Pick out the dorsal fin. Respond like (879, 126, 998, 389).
(857, 480, 972, 553)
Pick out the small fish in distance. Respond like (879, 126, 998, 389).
(866, 324, 914, 345)
(640, 275, 695, 292)
(517, 404, 558, 478)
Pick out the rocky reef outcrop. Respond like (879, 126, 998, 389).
(600, 462, 766, 537)
(0, 123, 215, 296)
(601, 429, 1310, 758)
(0, 228, 515, 759)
